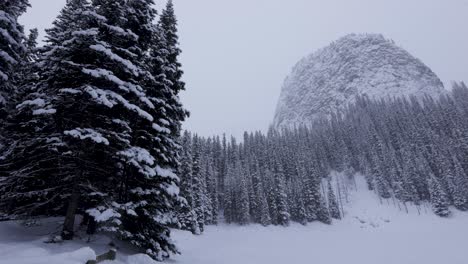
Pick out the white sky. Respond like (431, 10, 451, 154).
(21, 0, 468, 138)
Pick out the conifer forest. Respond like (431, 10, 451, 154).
(1, 0, 468, 263)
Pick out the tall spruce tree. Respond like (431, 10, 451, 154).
(428, 175, 450, 217)
(1, 0, 106, 229)
(327, 180, 341, 219)
(2, 0, 186, 260)
(0, 0, 29, 119)
(177, 131, 199, 234)
(273, 160, 290, 226)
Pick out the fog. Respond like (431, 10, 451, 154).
(21, 0, 468, 138)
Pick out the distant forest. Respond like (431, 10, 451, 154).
(178, 82, 468, 233)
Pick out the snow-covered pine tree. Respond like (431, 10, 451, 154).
(238, 167, 251, 225)
(203, 152, 219, 225)
(428, 174, 451, 217)
(327, 179, 341, 219)
(316, 192, 331, 224)
(273, 160, 290, 226)
(85, 0, 185, 259)
(0, 0, 30, 162)
(264, 168, 279, 224)
(158, 0, 186, 130)
(191, 135, 208, 232)
(448, 156, 468, 211)
(249, 158, 262, 223)
(176, 131, 199, 234)
(258, 181, 272, 226)
(14, 28, 38, 91)
(293, 184, 308, 225)
(0, 0, 29, 119)
(223, 162, 236, 224)
(3, 0, 185, 259)
(1, 0, 109, 229)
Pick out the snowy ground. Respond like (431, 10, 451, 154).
(1, 176, 467, 264)
(171, 175, 468, 264)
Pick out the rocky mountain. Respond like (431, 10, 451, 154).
(273, 33, 446, 128)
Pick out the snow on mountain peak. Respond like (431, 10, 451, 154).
(273, 33, 446, 128)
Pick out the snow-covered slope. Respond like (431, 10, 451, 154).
(273, 34, 446, 128)
(172, 174, 468, 264)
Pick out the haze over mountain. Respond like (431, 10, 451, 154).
(273, 34, 447, 128)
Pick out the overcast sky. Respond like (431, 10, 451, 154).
(21, 0, 468, 138)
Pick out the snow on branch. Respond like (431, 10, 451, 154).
(152, 123, 171, 134)
(118, 147, 160, 178)
(81, 10, 107, 22)
(104, 24, 139, 41)
(0, 50, 17, 64)
(90, 44, 140, 76)
(0, 70, 8, 81)
(64, 128, 110, 145)
(81, 68, 153, 111)
(59, 88, 82, 95)
(87, 207, 121, 223)
(156, 166, 179, 181)
(84, 86, 154, 121)
(16, 98, 46, 109)
(72, 28, 99, 37)
(0, 28, 19, 46)
(33, 108, 56, 115)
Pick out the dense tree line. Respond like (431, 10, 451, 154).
(0, 0, 187, 260)
(178, 83, 468, 231)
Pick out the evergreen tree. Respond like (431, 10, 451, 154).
(258, 182, 272, 226)
(177, 131, 199, 234)
(317, 193, 332, 224)
(2, 0, 185, 260)
(0, 0, 29, 119)
(449, 156, 468, 210)
(428, 175, 450, 217)
(192, 136, 206, 232)
(1, 0, 106, 231)
(327, 180, 341, 219)
(273, 161, 290, 226)
(238, 171, 251, 225)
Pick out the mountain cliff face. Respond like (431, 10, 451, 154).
(273, 34, 446, 128)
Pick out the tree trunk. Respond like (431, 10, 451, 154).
(62, 184, 80, 240)
(87, 216, 97, 235)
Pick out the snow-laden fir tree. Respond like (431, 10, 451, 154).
(1, 0, 105, 229)
(157, 0, 186, 130)
(428, 174, 451, 217)
(273, 160, 290, 226)
(258, 182, 272, 226)
(448, 156, 468, 211)
(176, 131, 200, 234)
(0, 0, 30, 160)
(191, 136, 209, 232)
(2, 0, 186, 260)
(0, 0, 29, 119)
(238, 167, 251, 225)
(83, 0, 186, 259)
(327, 179, 341, 219)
